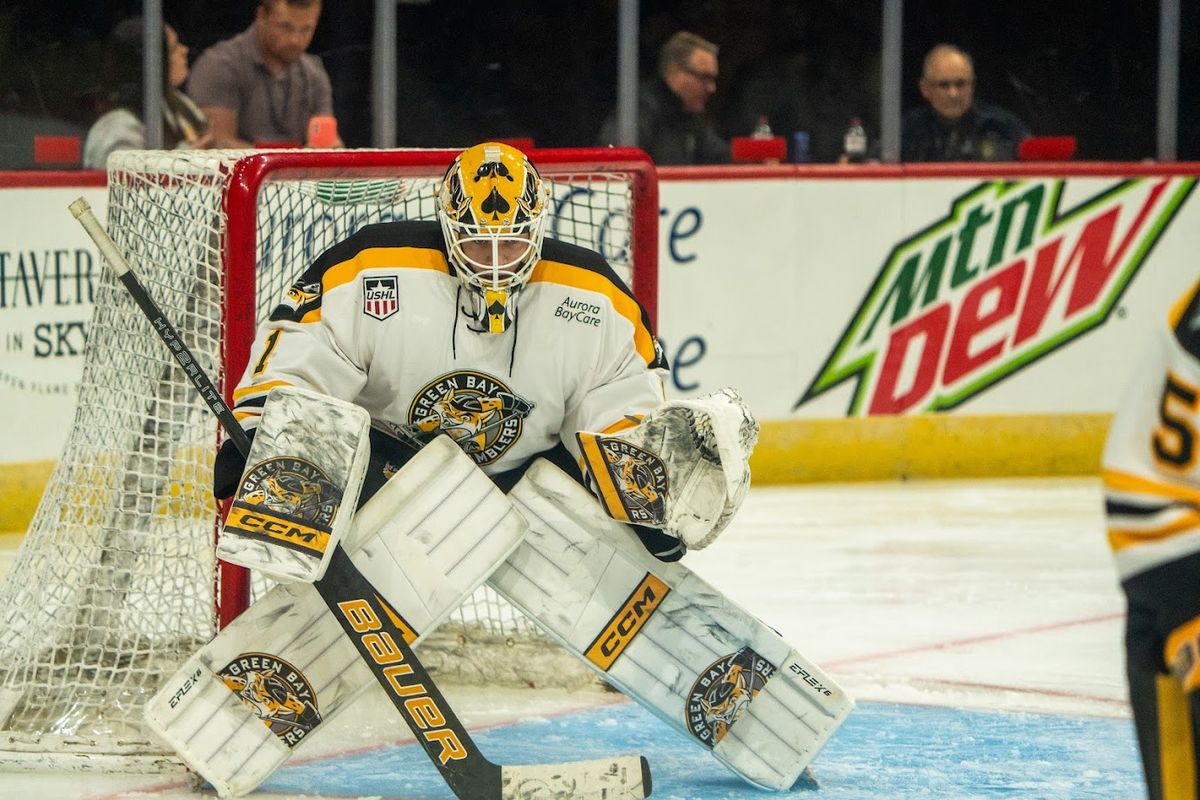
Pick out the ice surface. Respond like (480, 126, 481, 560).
(0, 476, 1141, 799)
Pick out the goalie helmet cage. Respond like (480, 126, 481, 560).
(0, 147, 658, 770)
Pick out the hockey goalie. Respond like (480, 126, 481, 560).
(146, 141, 852, 796)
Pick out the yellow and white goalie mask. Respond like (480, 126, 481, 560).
(437, 142, 549, 334)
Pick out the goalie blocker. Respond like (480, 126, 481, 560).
(218, 386, 370, 583)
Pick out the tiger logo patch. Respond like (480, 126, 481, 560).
(226, 457, 340, 557)
(218, 653, 322, 747)
(686, 647, 775, 747)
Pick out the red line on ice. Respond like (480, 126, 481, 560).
(824, 611, 1124, 668)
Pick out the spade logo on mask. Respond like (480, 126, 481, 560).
(481, 187, 511, 218)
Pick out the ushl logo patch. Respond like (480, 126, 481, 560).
(363, 276, 398, 320)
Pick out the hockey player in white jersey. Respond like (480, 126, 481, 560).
(214, 140, 692, 559)
(1103, 277, 1200, 800)
(202, 141, 850, 793)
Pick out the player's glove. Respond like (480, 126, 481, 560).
(577, 388, 759, 551)
(213, 432, 253, 500)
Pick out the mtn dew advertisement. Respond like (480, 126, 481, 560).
(656, 171, 1199, 422)
(799, 177, 1195, 416)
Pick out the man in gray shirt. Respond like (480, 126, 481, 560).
(188, 0, 341, 148)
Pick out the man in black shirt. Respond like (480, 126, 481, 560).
(902, 43, 1029, 162)
(596, 31, 729, 166)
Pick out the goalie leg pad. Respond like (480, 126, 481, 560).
(489, 458, 852, 792)
(218, 386, 371, 582)
(148, 436, 528, 796)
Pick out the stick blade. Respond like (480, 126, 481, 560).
(500, 754, 651, 799)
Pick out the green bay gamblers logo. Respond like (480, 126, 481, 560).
(406, 370, 534, 465)
(687, 647, 775, 747)
(226, 457, 340, 557)
(218, 652, 322, 747)
(798, 177, 1195, 415)
(584, 436, 669, 525)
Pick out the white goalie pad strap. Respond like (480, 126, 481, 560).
(578, 387, 759, 550)
(490, 459, 851, 791)
(218, 386, 370, 582)
(148, 436, 527, 797)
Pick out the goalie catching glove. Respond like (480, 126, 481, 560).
(577, 387, 758, 551)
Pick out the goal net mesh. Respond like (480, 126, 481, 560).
(0, 147, 654, 766)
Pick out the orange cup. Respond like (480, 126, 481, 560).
(307, 116, 338, 148)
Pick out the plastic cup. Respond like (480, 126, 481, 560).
(307, 116, 338, 148)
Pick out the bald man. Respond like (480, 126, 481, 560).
(901, 43, 1029, 162)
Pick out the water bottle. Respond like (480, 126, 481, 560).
(843, 117, 867, 163)
(752, 115, 773, 139)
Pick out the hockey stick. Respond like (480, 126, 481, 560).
(69, 197, 652, 800)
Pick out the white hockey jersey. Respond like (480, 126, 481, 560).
(1103, 277, 1200, 580)
(231, 220, 667, 476)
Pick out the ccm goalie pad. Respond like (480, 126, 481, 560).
(147, 436, 528, 796)
(577, 387, 758, 550)
(218, 386, 370, 582)
(489, 458, 853, 791)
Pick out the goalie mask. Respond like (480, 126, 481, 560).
(437, 142, 549, 334)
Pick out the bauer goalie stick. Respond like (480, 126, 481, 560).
(69, 197, 652, 800)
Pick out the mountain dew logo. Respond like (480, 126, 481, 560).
(797, 177, 1195, 415)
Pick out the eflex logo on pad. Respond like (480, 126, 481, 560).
(797, 177, 1196, 416)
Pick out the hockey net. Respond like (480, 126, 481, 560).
(0, 147, 657, 768)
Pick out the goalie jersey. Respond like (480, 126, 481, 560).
(230, 220, 667, 477)
(1102, 278, 1200, 581)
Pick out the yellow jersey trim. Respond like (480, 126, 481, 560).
(232, 379, 292, 404)
(530, 260, 655, 364)
(1108, 511, 1200, 552)
(1102, 468, 1200, 506)
(1168, 277, 1200, 330)
(300, 247, 451, 324)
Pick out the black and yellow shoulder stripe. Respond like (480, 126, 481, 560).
(269, 220, 450, 323)
(532, 239, 662, 367)
(1170, 276, 1200, 360)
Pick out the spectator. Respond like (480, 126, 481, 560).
(901, 43, 1029, 162)
(83, 18, 211, 169)
(187, 0, 341, 148)
(596, 31, 729, 165)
